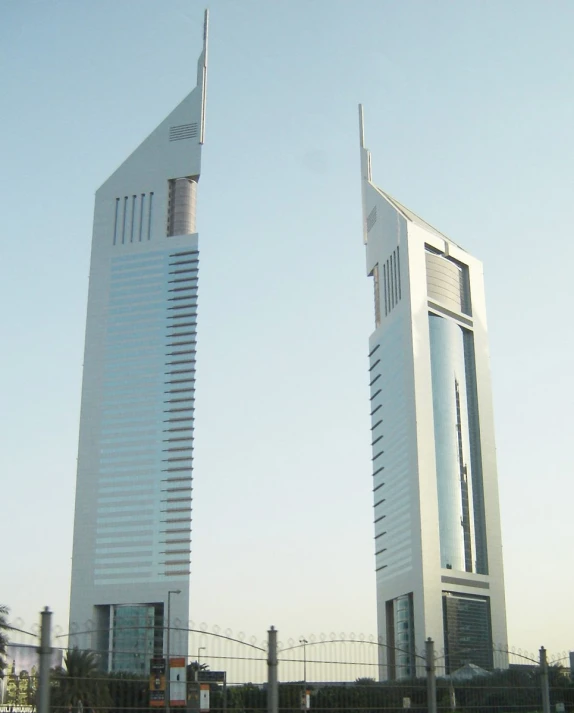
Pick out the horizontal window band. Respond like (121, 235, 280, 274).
(375, 548, 387, 556)
(371, 419, 383, 431)
(374, 515, 386, 524)
(368, 344, 380, 358)
(162, 537, 191, 543)
(161, 528, 191, 534)
(161, 570, 190, 576)
(169, 268, 199, 275)
(169, 260, 199, 266)
(374, 498, 386, 508)
(168, 304, 198, 311)
(371, 435, 383, 447)
(374, 531, 387, 539)
(162, 466, 192, 472)
(373, 482, 385, 493)
(372, 450, 384, 461)
(163, 488, 192, 494)
(162, 476, 192, 482)
(369, 359, 381, 372)
(169, 277, 198, 284)
(167, 312, 196, 320)
(170, 250, 198, 258)
(372, 466, 384, 476)
(161, 516, 192, 523)
(369, 374, 381, 387)
(375, 565, 388, 572)
(370, 404, 382, 417)
(370, 389, 381, 402)
(163, 496, 192, 503)
(167, 285, 197, 302)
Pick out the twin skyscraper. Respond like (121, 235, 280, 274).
(69, 13, 508, 678)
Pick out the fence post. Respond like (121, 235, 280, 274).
(267, 626, 278, 713)
(37, 607, 53, 713)
(426, 638, 437, 713)
(540, 646, 551, 713)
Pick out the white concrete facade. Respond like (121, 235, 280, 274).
(359, 107, 508, 678)
(69, 13, 209, 671)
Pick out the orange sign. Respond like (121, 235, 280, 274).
(170, 657, 187, 707)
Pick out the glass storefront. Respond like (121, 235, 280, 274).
(442, 592, 493, 673)
(111, 604, 160, 673)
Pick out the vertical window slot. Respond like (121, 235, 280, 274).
(113, 198, 120, 246)
(147, 192, 154, 241)
(130, 195, 136, 243)
(121, 196, 128, 244)
(397, 245, 402, 300)
(139, 194, 145, 242)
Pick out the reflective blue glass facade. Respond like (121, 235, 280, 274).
(429, 314, 487, 574)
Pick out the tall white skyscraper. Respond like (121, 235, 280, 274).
(69, 13, 208, 672)
(359, 106, 508, 678)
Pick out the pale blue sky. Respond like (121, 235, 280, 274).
(2, 0, 573, 656)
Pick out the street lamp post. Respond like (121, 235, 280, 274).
(166, 589, 181, 713)
(196, 646, 206, 682)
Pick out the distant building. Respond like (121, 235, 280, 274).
(359, 106, 508, 678)
(69, 13, 209, 672)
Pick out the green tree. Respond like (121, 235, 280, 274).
(107, 672, 148, 713)
(51, 648, 112, 712)
(0, 605, 9, 679)
(186, 660, 209, 681)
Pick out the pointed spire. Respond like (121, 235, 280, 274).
(199, 9, 209, 144)
(358, 103, 365, 148)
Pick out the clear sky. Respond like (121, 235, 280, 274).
(2, 0, 573, 658)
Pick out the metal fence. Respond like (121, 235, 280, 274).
(2, 611, 573, 713)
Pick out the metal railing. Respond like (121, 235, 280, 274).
(2, 610, 572, 713)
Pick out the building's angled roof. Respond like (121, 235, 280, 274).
(374, 185, 468, 253)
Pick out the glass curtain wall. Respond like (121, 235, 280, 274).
(428, 314, 487, 574)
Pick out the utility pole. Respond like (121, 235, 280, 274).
(425, 638, 437, 713)
(37, 608, 52, 713)
(267, 627, 278, 713)
(540, 646, 551, 713)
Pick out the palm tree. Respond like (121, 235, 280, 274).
(0, 605, 9, 679)
(51, 648, 112, 712)
(186, 660, 209, 681)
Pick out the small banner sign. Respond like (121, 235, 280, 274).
(199, 683, 210, 712)
(149, 657, 166, 708)
(169, 657, 187, 707)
